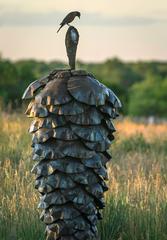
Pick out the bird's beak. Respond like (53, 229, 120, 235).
(78, 15, 80, 19)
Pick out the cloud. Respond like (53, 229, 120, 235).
(0, 10, 63, 26)
(80, 12, 166, 27)
(0, 10, 166, 27)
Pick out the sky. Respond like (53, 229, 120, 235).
(0, 0, 167, 62)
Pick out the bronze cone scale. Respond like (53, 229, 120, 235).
(23, 13, 122, 240)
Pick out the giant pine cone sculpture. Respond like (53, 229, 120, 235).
(23, 69, 121, 240)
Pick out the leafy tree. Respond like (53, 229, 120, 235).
(128, 74, 167, 117)
(0, 59, 19, 106)
(0, 56, 167, 117)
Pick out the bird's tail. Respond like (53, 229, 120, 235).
(57, 25, 63, 33)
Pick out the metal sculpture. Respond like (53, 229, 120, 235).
(23, 12, 121, 240)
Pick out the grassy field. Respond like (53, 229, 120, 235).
(0, 113, 167, 240)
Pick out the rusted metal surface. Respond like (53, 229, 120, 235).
(23, 68, 121, 240)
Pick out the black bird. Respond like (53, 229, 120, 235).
(57, 11, 81, 33)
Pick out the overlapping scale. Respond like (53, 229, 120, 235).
(35, 174, 76, 193)
(67, 75, 108, 106)
(107, 88, 122, 108)
(32, 127, 78, 143)
(82, 138, 111, 152)
(22, 75, 49, 100)
(48, 100, 87, 116)
(22, 69, 65, 100)
(29, 115, 67, 133)
(33, 140, 95, 159)
(35, 77, 72, 106)
(99, 103, 119, 118)
(23, 69, 121, 240)
(25, 101, 48, 118)
(65, 107, 103, 125)
(70, 124, 108, 142)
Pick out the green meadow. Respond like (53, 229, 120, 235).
(1, 113, 167, 240)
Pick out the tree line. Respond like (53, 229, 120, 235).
(0, 57, 167, 117)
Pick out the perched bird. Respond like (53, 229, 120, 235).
(57, 11, 81, 33)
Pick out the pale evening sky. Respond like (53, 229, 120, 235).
(0, 0, 167, 62)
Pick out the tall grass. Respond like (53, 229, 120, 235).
(0, 113, 167, 240)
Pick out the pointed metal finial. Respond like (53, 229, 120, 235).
(65, 26, 79, 70)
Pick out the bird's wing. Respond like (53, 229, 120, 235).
(60, 12, 74, 25)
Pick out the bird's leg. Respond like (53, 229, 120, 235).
(67, 23, 71, 26)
